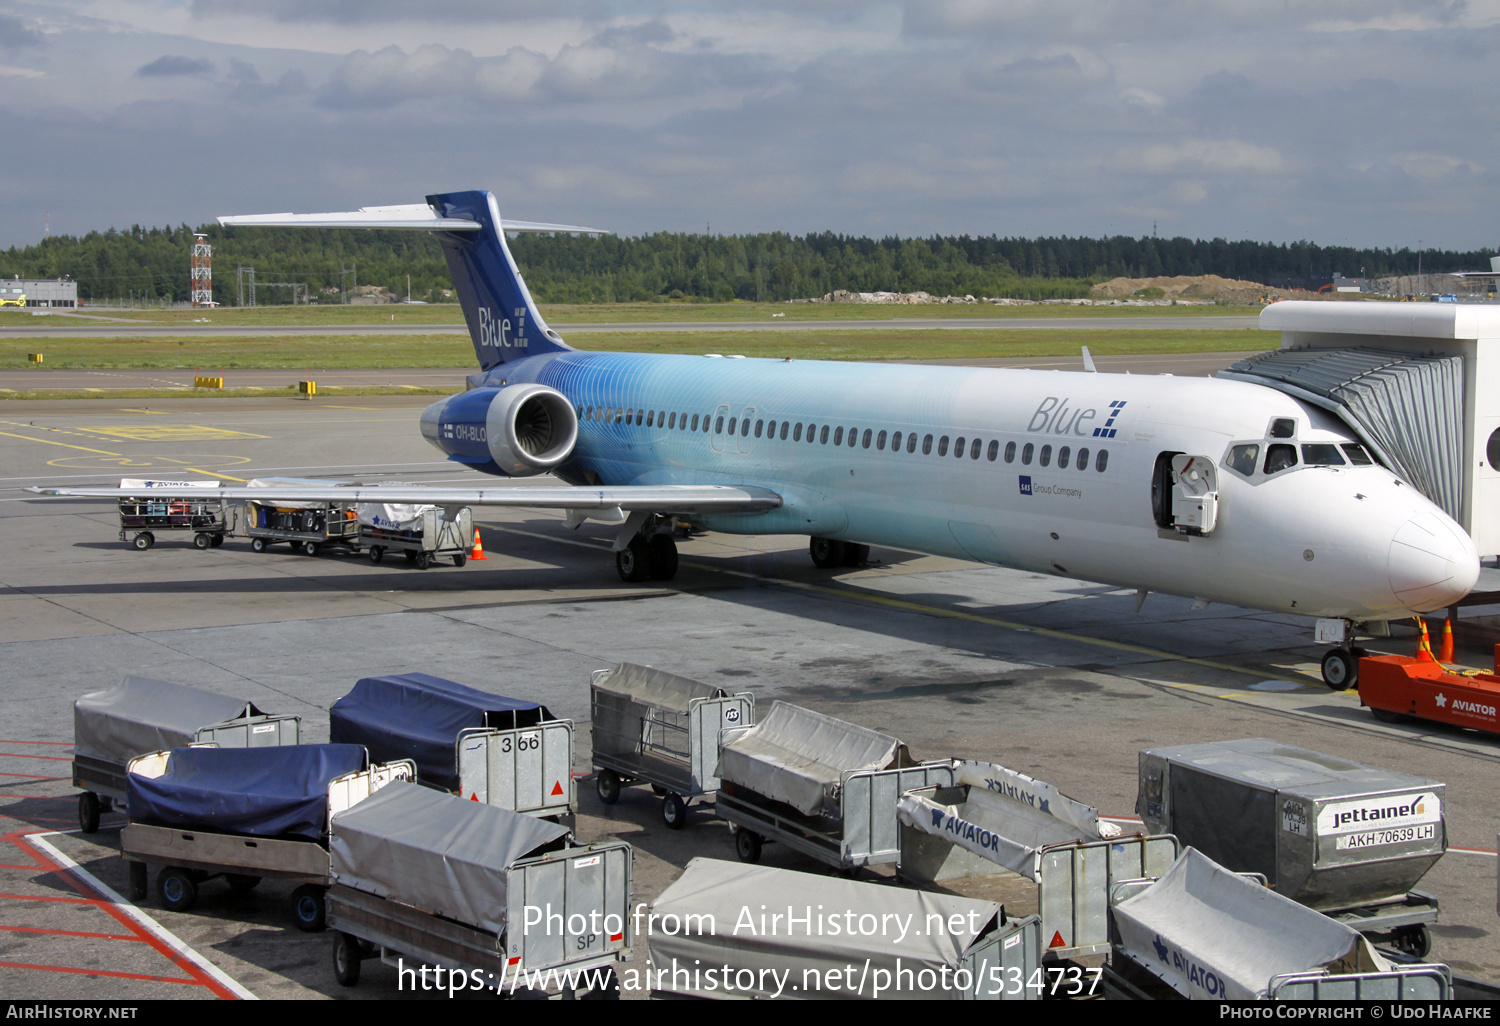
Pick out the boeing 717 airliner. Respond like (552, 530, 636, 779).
(31, 191, 1480, 689)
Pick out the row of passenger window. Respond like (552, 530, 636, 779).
(575, 403, 1110, 473)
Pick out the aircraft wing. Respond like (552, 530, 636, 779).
(25, 482, 781, 515)
(218, 203, 609, 235)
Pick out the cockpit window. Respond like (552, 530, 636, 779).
(1226, 443, 1259, 477)
(1341, 443, 1374, 466)
(1301, 443, 1346, 467)
(1269, 418, 1297, 439)
(1264, 444, 1297, 475)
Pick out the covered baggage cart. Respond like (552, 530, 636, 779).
(122, 743, 413, 930)
(1105, 848, 1452, 1001)
(72, 675, 300, 833)
(116, 478, 229, 550)
(330, 673, 573, 822)
(647, 857, 1039, 1000)
(1138, 738, 1445, 955)
(326, 781, 631, 996)
(242, 478, 361, 556)
(714, 701, 954, 871)
(590, 663, 753, 829)
(359, 502, 471, 569)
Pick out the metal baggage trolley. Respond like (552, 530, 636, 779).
(72, 676, 300, 833)
(331, 673, 575, 824)
(121, 744, 412, 931)
(360, 505, 472, 569)
(714, 701, 955, 872)
(243, 479, 362, 556)
(326, 782, 632, 998)
(116, 478, 230, 550)
(589, 663, 754, 829)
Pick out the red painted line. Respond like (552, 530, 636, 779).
(0, 740, 71, 746)
(1452, 846, 1499, 855)
(10, 832, 233, 999)
(0, 923, 142, 941)
(0, 751, 72, 761)
(0, 773, 64, 781)
(0, 959, 199, 986)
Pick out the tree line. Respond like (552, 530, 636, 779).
(0, 222, 1490, 305)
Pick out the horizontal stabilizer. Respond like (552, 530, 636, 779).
(27, 483, 781, 515)
(218, 203, 609, 236)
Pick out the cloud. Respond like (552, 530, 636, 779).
(1117, 139, 1289, 176)
(189, 0, 590, 23)
(0, 13, 41, 50)
(137, 55, 215, 77)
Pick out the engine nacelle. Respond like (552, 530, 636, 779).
(421, 383, 578, 477)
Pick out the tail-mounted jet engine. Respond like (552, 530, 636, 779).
(421, 383, 578, 477)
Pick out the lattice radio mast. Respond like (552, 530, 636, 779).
(191, 233, 213, 307)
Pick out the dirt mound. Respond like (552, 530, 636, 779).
(1091, 275, 1271, 302)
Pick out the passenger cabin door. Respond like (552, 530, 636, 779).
(709, 403, 730, 453)
(1153, 452, 1219, 535)
(735, 406, 757, 454)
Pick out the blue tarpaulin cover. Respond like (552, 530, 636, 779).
(127, 744, 367, 840)
(329, 674, 550, 790)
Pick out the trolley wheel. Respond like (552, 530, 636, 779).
(133, 533, 154, 551)
(595, 770, 621, 805)
(452, 553, 467, 567)
(369, 546, 384, 563)
(735, 829, 763, 864)
(1321, 648, 1358, 691)
(332, 932, 363, 987)
(303, 541, 320, 556)
(1395, 924, 1432, 959)
(414, 551, 431, 570)
(225, 874, 261, 894)
(127, 861, 148, 901)
(291, 884, 327, 932)
(404, 550, 418, 564)
(1370, 707, 1406, 724)
(77, 792, 100, 834)
(661, 793, 687, 830)
(158, 867, 198, 912)
(809, 537, 845, 569)
(250, 537, 267, 553)
(209, 534, 224, 548)
(647, 534, 679, 581)
(193, 532, 211, 550)
(615, 536, 651, 583)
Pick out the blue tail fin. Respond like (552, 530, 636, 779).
(426, 190, 572, 371)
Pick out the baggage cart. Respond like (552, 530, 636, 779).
(331, 673, 574, 823)
(325, 781, 631, 997)
(714, 701, 954, 871)
(360, 505, 471, 569)
(115, 478, 230, 550)
(121, 743, 412, 931)
(589, 663, 754, 829)
(72, 675, 300, 833)
(1137, 738, 1445, 956)
(647, 857, 1040, 1000)
(243, 479, 362, 556)
(1103, 847, 1452, 1001)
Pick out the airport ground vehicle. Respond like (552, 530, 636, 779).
(361, 506, 471, 569)
(116, 479, 230, 550)
(1358, 651, 1500, 739)
(244, 496, 361, 555)
(72, 676, 300, 833)
(589, 663, 753, 829)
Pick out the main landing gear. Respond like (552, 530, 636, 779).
(615, 521, 679, 583)
(809, 537, 869, 569)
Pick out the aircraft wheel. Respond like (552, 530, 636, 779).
(595, 770, 621, 805)
(158, 867, 198, 912)
(647, 535, 678, 580)
(250, 537, 267, 553)
(332, 932, 363, 987)
(78, 792, 100, 834)
(735, 829, 763, 863)
(616, 537, 651, 583)
(809, 537, 845, 569)
(1321, 648, 1357, 691)
(842, 542, 870, 567)
(193, 532, 212, 550)
(661, 793, 687, 830)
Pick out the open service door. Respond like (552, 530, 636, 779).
(1152, 452, 1219, 535)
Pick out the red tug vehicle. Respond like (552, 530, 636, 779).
(1358, 621, 1500, 733)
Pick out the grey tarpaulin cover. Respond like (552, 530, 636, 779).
(590, 663, 732, 761)
(74, 677, 266, 765)
(328, 780, 568, 936)
(715, 702, 904, 816)
(897, 761, 1105, 878)
(1111, 848, 1391, 1000)
(649, 857, 999, 999)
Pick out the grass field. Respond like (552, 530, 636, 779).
(0, 299, 1262, 328)
(0, 327, 1265, 371)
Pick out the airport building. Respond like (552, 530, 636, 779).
(0, 277, 78, 308)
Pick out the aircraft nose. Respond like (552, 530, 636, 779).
(1388, 512, 1480, 612)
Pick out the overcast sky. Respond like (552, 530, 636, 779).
(1, 1, 1497, 252)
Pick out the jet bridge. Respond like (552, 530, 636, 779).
(1228, 301, 1500, 559)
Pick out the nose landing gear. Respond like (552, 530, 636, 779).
(1317, 618, 1372, 691)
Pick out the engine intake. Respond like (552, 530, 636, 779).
(485, 383, 578, 476)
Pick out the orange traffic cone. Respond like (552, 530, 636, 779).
(470, 527, 487, 560)
(1416, 619, 1436, 662)
(1438, 617, 1455, 663)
